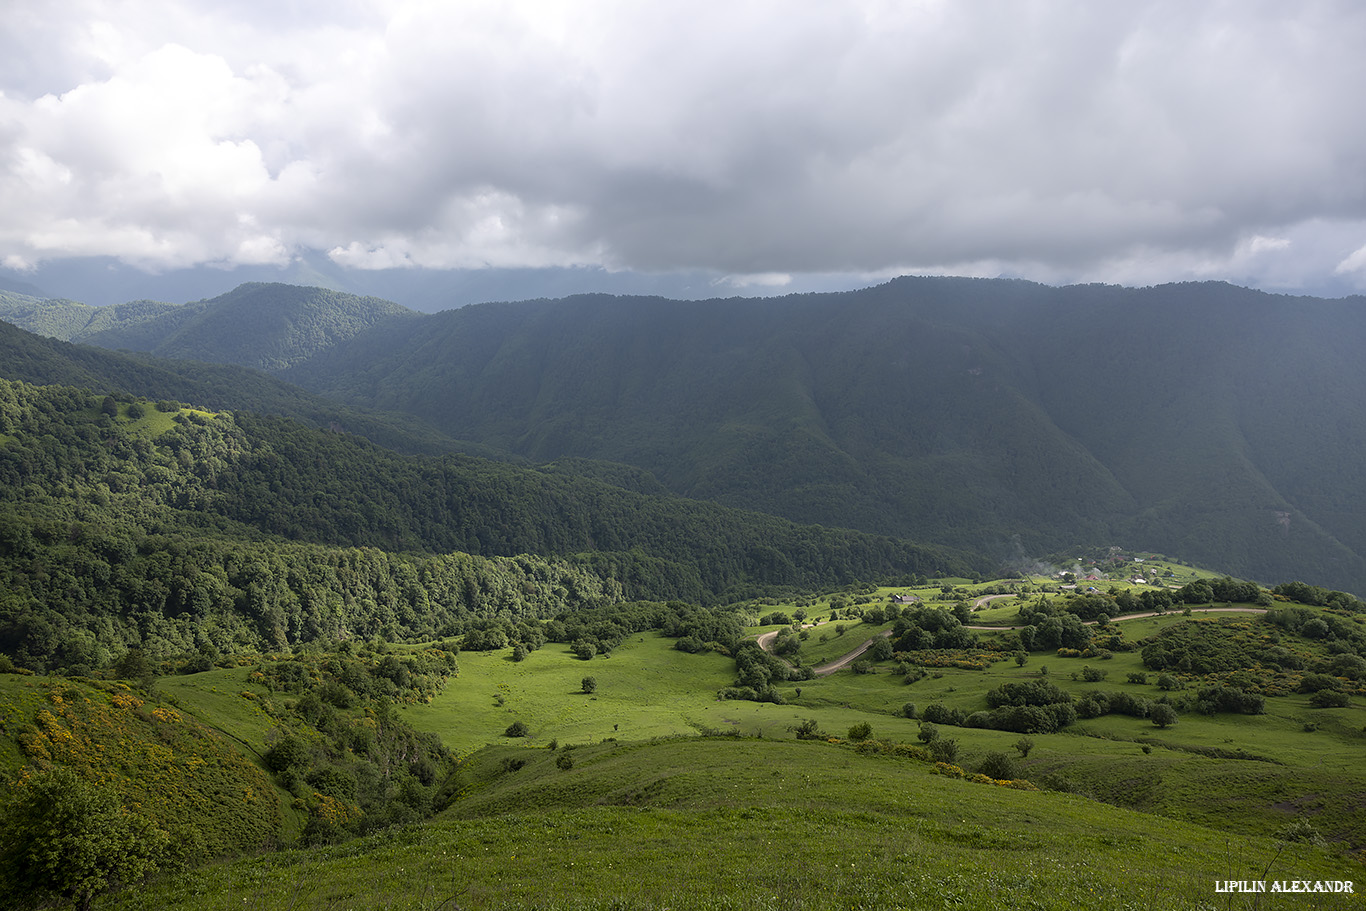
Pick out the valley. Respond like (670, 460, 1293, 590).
(2, 572, 1360, 910)
(0, 278, 1364, 909)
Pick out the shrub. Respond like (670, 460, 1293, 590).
(847, 721, 873, 742)
(985, 679, 1072, 709)
(1278, 819, 1326, 846)
(1014, 736, 1034, 758)
(1081, 666, 1107, 682)
(505, 721, 529, 737)
(1297, 673, 1341, 694)
(1309, 690, 1350, 708)
(1156, 673, 1185, 691)
(920, 703, 967, 725)
(264, 736, 310, 773)
(928, 738, 959, 764)
(901, 702, 917, 719)
(977, 751, 1021, 781)
(0, 767, 168, 911)
(1150, 704, 1179, 728)
(581, 676, 597, 694)
(1194, 685, 1265, 715)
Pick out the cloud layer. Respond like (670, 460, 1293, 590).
(3, 0, 1366, 292)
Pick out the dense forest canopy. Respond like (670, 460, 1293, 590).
(0, 378, 973, 670)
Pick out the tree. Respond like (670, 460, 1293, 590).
(264, 735, 310, 773)
(581, 676, 597, 695)
(847, 721, 872, 742)
(573, 640, 597, 661)
(115, 648, 157, 686)
(868, 636, 893, 661)
(1013, 736, 1035, 759)
(1150, 704, 1178, 728)
(0, 767, 168, 911)
(1309, 690, 1350, 708)
(928, 737, 959, 764)
(977, 751, 1020, 781)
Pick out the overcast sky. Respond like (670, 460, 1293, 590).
(3, 0, 1366, 297)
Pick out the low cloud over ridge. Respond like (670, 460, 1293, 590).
(3, 0, 1366, 294)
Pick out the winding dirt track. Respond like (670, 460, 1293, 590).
(755, 607, 1268, 676)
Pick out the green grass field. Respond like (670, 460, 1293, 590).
(101, 735, 1360, 911)
(5, 574, 1364, 910)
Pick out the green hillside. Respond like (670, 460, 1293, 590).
(0, 377, 978, 671)
(277, 277, 1366, 595)
(0, 316, 479, 457)
(79, 283, 418, 372)
(2, 569, 1363, 909)
(1, 284, 417, 374)
(0, 291, 182, 341)
(96, 736, 1359, 911)
(3, 276, 1366, 910)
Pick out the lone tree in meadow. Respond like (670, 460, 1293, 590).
(582, 676, 597, 695)
(1150, 704, 1179, 728)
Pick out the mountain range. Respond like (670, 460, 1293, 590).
(4, 275, 1366, 595)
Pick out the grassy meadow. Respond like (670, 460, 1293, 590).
(5, 568, 1364, 909)
(101, 735, 1359, 911)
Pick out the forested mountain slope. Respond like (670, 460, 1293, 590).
(277, 277, 1366, 594)
(0, 317, 483, 456)
(0, 290, 181, 340)
(0, 377, 978, 668)
(2, 283, 417, 372)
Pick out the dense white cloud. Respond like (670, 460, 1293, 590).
(2, 0, 1365, 292)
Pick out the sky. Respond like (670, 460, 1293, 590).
(3, 0, 1366, 303)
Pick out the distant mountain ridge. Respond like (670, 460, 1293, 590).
(0, 283, 417, 372)
(6, 275, 1366, 595)
(277, 276, 1366, 594)
(0, 290, 182, 341)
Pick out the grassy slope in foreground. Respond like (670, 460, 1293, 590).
(101, 736, 1358, 911)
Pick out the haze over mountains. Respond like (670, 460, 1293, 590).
(3, 276, 1365, 596)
